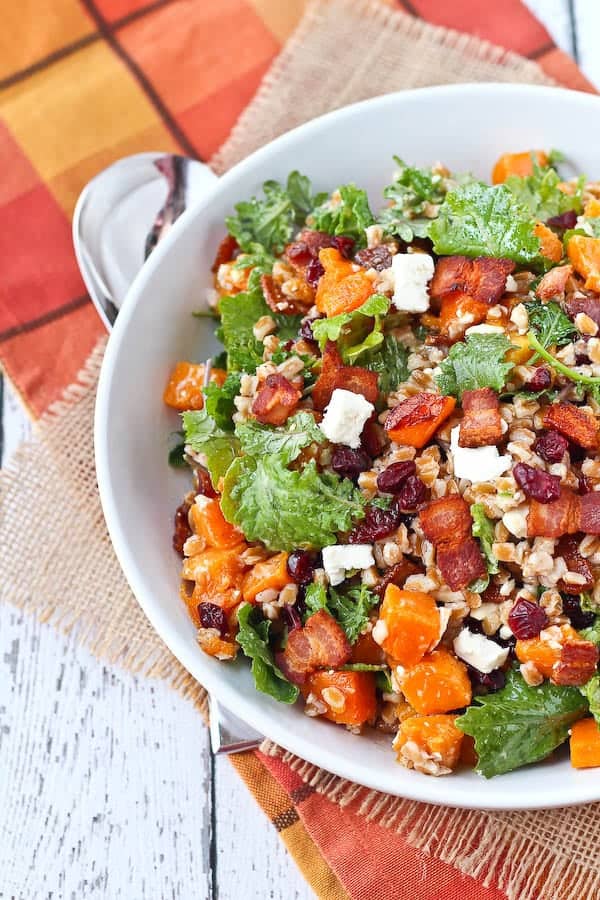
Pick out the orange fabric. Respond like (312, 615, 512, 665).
(0, 2, 593, 898)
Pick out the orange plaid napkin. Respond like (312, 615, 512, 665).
(0, 2, 594, 898)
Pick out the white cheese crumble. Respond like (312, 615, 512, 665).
(372, 618, 389, 646)
(322, 544, 375, 587)
(502, 505, 529, 539)
(450, 425, 511, 483)
(453, 628, 509, 673)
(505, 274, 519, 292)
(464, 323, 505, 336)
(391, 252, 435, 313)
(437, 606, 452, 645)
(319, 388, 375, 449)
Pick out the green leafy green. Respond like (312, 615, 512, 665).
(304, 583, 328, 616)
(181, 409, 240, 486)
(581, 616, 600, 646)
(236, 603, 299, 704)
(235, 412, 325, 466)
(225, 171, 324, 254)
(429, 182, 544, 267)
(378, 157, 451, 242)
(505, 161, 584, 220)
(310, 184, 375, 248)
(471, 503, 499, 575)
(328, 583, 378, 643)
(456, 667, 589, 778)
(527, 331, 600, 402)
(375, 669, 393, 693)
(311, 293, 391, 363)
(217, 290, 268, 373)
(342, 663, 388, 672)
(581, 593, 600, 614)
(363, 334, 410, 394)
(311, 294, 390, 347)
(221, 455, 365, 551)
(436, 333, 514, 400)
(524, 300, 576, 352)
(168, 436, 187, 469)
(203, 372, 241, 431)
(580, 675, 600, 727)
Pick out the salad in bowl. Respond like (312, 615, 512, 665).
(163, 148, 600, 779)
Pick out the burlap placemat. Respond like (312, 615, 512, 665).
(2, 2, 599, 898)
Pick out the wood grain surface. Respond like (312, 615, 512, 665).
(1, 3, 597, 896)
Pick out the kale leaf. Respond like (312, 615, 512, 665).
(221, 455, 365, 551)
(580, 675, 600, 727)
(303, 582, 377, 643)
(181, 409, 240, 486)
(505, 162, 584, 220)
(363, 333, 410, 394)
(310, 184, 375, 248)
(235, 411, 325, 466)
(456, 667, 588, 778)
(436, 333, 514, 400)
(203, 372, 242, 431)
(429, 182, 544, 267)
(236, 603, 299, 704)
(471, 503, 499, 575)
(524, 300, 576, 351)
(378, 156, 450, 242)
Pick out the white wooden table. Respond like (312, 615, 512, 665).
(1, 4, 598, 896)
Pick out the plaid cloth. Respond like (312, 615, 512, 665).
(0, 1, 594, 897)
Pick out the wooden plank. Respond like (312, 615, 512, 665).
(1, 374, 32, 465)
(214, 756, 315, 900)
(0, 606, 212, 899)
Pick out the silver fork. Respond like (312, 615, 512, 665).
(73, 151, 261, 754)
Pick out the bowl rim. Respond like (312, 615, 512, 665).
(95, 82, 600, 809)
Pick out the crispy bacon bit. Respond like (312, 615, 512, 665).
(373, 558, 425, 598)
(276, 609, 351, 685)
(556, 534, 594, 594)
(430, 256, 515, 304)
(419, 496, 486, 590)
(535, 264, 573, 300)
(542, 403, 599, 450)
(458, 387, 503, 448)
(312, 341, 379, 411)
(565, 294, 600, 328)
(527, 487, 580, 537)
(553, 640, 599, 686)
(260, 273, 311, 316)
(252, 374, 302, 425)
(384, 392, 456, 448)
(579, 492, 600, 534)
(211, 234, 238, 272)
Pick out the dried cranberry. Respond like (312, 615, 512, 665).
(534, 429, 568, 463)
(349, 503, 402, 543)
(508, 598, 549, 640)
(569, 441, 586, 463)
(525, 366, 552, 392)
(546, 210, 578, 230)
(576, 351, 591, 365)
(467, 665, 506, 696)
(396, 475, 427, 511)
(173, 502, 192, 555)
(299, 315, 321, 342)
(194, 467, 217, 498)
(306, 257, 325, 287)
(355, 245, 393, 272)
(332, 236, 355, 258)
(376, 460, 417, 494)
(561, 594, 596, 630)
(302, 230, 336, 256)
(281, 604, 303, 631)
(287, 550, 317, 585)
(513, 462, 561, 503)
(331, 445, 371, 480)
(199, 602, 227, 636)
(361, 417, 388, 458)
(286, 241, 312, 266)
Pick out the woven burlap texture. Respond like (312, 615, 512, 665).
(2, 1, 598, 898)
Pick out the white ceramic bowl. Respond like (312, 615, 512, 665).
(96, 83, 600, 809)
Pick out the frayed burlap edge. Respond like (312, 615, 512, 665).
(0, 337, 208, 718)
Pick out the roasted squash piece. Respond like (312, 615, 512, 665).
(164, 361, 226, 411)
(400, 648, 472, 715)
(303, 670, 377, 726)
(393, 714, 464, 774)
(570, 718, 600, 769)
(316, 248, 374, 317)
(568, 235, 600, 293)
(242, 551, 290, 602)
(491, 150, 549, 184)
(189, 498, 243, 549)
(376, 586, 441, 667)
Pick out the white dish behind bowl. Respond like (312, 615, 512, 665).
(96, 83, 600, 809)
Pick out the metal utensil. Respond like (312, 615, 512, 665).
(73, 152, 262, 754)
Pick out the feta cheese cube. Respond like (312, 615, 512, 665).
(319, 389, 375, 449)
(322, 544, 375, 587)
(453, 628, 509, 673)
(450, 426, 511, 483)
(391, 252, 434, 313)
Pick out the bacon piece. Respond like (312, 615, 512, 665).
(543, 402, 599, 450)
(252, 374, 302, 426)
(553, 640, 599, 686)
(579, 492, 600, 534)
(211, 234, 238, 272)
(527, 487, 580, 537)
(430, 256, 515, 304)
(437, 541, 487, 592)
(535, 264, 573, 300)
(260, 273, 312, 315)
(565, 294, 600, 328)
(458, 387, 503, 448)
(419, 496, 486, 590)
(373, 558, 425, 598)
(312, 341, 379, 411)
(384, 392, 456, 448)
(556, 534, 594, 593)
(276, 610, 351, 685)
